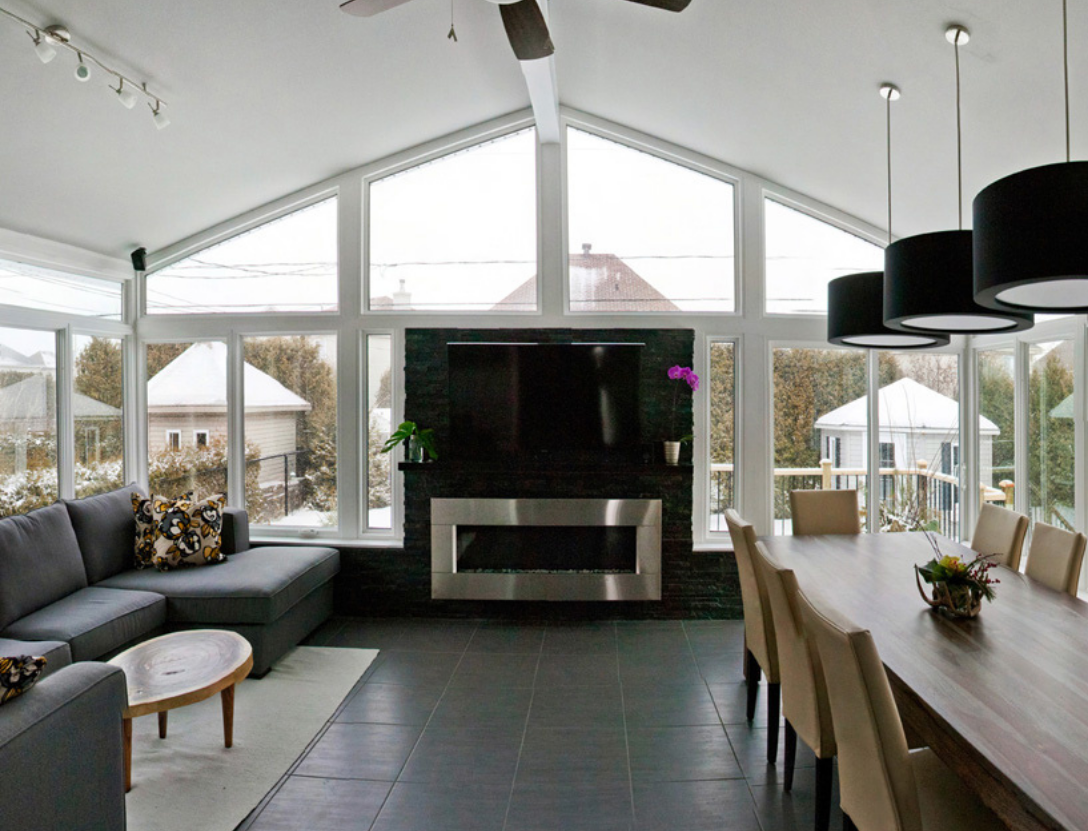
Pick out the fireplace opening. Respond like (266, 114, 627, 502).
(456, 525, 637, 573)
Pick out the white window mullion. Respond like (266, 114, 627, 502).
(56, 327, 74, 500)
(227, 331, 245, 509)
(866, 349, 880, 533)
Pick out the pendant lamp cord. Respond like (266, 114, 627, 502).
(886, 91, 893, 245)
(954, 30, 964, 230)
(448, 0, 458, 42)
(1064, 0, 1070, 161)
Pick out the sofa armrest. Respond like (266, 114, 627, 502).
(222, 507, 250, 555)
(0, 662, 127, 831)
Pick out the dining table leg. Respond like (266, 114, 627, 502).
(123, 717, 132, 793)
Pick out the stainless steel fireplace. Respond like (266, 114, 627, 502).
(431, 498, 662, 601)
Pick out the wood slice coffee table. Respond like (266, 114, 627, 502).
(108, 629, 253, 792)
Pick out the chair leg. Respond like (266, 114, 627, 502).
(816, 757, 834, 831)
(745, 650, 761, 722)
(783, 720, 797, 792)
(767, 683, 781, 765)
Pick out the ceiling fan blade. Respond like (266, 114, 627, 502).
(622, 0, 693, 11)
(500, 0, 555, 61)
(340, 0, 416, 18)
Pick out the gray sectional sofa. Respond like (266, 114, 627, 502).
(0, 485, 340, 831)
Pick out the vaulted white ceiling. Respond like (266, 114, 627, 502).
(0, 0, 1081, 259)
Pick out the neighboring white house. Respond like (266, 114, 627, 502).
(146, 342, 311, 485)
(815, 377, 999, 486)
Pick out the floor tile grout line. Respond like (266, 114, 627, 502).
(499, 626, 546, 831)
(613, 622, 640, 829)
(364, 621, 480, 831)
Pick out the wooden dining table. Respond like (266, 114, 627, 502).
(760, 531, 1088, 831)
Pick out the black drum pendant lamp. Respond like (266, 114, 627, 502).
(974, 0, 1088, 312)
(884, 26, 1033, 333)
(827, 84, 950, 349)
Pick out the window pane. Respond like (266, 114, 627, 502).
(74, 335, 125, 498)
(1029, 340, 1075, 539)
(244, 335, 337, 528)
(369, 130, 537, 312)
(773, 348, 867, 534)
(568, 129, 734, 312)
(146, 341, 228, 496)
(764, 199, 884, 315)
(875, 354, 960, 536)
(0, 327, 57, 515)
(0, 258, 122, 319)
(708, 342, 734, 531)
(978, 348, 1015, 510)
(147, 198, 338, 314)
(367, 335, 392, 529)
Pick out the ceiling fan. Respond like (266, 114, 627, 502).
(340, 0, 692, 61)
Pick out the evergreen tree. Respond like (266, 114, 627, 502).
(74, 337, 123, 407)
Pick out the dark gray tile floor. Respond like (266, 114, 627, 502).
(239, 618, 842, 831)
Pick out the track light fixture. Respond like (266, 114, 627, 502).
(0, 6, 169, 128)
(113, 79, 138, 109)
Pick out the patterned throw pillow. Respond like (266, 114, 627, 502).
(0, 655, 46, 705)
(132, 492, 226, 571)
(132, 491, 162, 569)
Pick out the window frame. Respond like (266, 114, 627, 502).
(562, 114, 742, 318)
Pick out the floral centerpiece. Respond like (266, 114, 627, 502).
(664, 365, 699, 465)
(914, 532, 1000, 619)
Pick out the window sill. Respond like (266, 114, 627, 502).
(250, 535, 404, 550)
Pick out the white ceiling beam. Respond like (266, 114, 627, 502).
(520, 0, 560, 144)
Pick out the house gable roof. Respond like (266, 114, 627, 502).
(815, 377, 999, 435)
(146, 342, 311, 412)
(0, 375, 119, 421)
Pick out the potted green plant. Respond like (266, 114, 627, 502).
(380, 421, 438, 462)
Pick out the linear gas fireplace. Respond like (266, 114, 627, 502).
(431, 498, 662, 601)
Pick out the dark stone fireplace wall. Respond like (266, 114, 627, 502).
(333, 328, 741, 620)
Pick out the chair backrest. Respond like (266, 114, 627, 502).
(751, 541, 835, 758)
(971, 504, 1029, 570)
(1025, 521, 1087, 596)
(724, 509, 778, 682)
(796, 588, 923, 831)
(789, 489, 861, 536)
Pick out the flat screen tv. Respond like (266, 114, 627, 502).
(448, 342, 643, 459)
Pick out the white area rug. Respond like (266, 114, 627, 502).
(126, 646, 378, 831)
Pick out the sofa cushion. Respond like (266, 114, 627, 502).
(64, 485, 147, 583)
(1, 586, 167, 662)
(0, 655, 47, 705)
(0, 638, 71, 677)
(222, 507, 249, 555)
(96, 546, 339, 624)
(0, 502, 88, 631)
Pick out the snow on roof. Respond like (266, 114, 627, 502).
(0, 375, 119, 421)
(147, 342, 310, 411)
(815, 377, 999, 434)
(1051, 394, 1074, 419)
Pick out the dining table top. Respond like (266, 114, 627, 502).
(759, 531, 1088, 831)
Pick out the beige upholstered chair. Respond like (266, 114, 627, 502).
(1024, 522, 1087, 596)
(751, 541, 835, 831)
(724, 509, 781, 764)
(789, 489, 861, 536)
(971, 504, 1029, 570)
(796, 589, 1003, 831)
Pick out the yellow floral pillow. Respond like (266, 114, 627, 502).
(139, 493, 227, 572)
(0, 655, 46, 705)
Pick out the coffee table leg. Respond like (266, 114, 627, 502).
(123, 718, 132, 793)
(221, 684, 235, 748)
(158, 711, 168, 739)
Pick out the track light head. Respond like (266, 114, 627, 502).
(28, 30, 56, 63)
(42, 24, 70, 44)
(150, 101, 170, 130)
(114, 79, 137, 109)
(74, 53, 90, 82)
